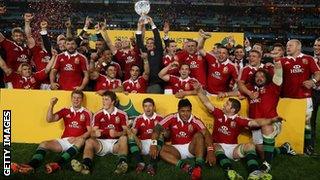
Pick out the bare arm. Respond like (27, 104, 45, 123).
(248, 117, 283, 128)
(238, 80, 252, 96)
(158, 61, 178, 81)
(0, 31, 4, 42)
(50, 68, 60, 90)
(141, 52, 150, 80)
(101, 30, 117, 55)
(196, 84, 215, 112)
(24, 13, 35, 49)
(0, 56, 12, 76)
(273, 60, 283, 86)
(77, 70, 89, 90)
(65, 18, 72, 38)
(46, 97, 60, 123)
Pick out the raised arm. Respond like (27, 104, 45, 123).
(147, 17, 163, 53)
(195, 83, 215, 111)
(198, 29, 212, 52)
(158, 61, 178, 81)
(44, 49, 57, 74)
(39, 20, 52, 55)
(141, 52, 150, 80)
(46, 97, 60, 123)
(24, 13, 35, 49)
(273, 60, 283, 86)
(65, 17, 73, 38)
(136, 19, 147, 52)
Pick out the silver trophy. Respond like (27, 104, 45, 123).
(135, 0, 150, 24)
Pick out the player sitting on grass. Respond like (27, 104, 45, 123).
(11, 90, 92, 174)
(127, 97, 163, 176)
(196, 83, 282, 180)
(70, 91, 130, 175)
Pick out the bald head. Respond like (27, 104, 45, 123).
(286, 39, 302, 57)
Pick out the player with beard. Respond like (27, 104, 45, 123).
(50, 37, 89, 91)
(0, 27, 30, 71)
(238, 50, 274, 100)
(246, 61, 296, 173)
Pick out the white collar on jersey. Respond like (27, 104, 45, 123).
(220, 59, 231, 65)
(248, 63, 264, 70)
(70, 106, 84, 113)
(177, 113, 193, 124)
(142, 113, 157, 121)
(286, 53, 304, 60)
(224, 113, 238, 120)
(179, 76, 191, 82)
(64, 51, 79, 58)
(103, 107, 118, 116)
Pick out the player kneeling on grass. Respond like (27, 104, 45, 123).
(71, 91, 130, 175)
(196, 84, 283, 180)
(150, 99, 216, 180)
(126, 98, 163, 176)
(11, 90, 93, 174)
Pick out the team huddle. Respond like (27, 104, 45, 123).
(1, 10, 320, 180)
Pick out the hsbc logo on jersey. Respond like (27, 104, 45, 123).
(107, 124, 115, 129)
(17, 55, 28, 62)
(218, 126, 231, 135)
(212, 71, 221, 79)
(189, 61, 199, 69)
(69, 121, 80, 129)
(177, 131, 187, 138)
(250, 98, 261, 104)
(146, 129, 153, 134)
(290, 65, 304, 74)
(125, 56, 135, 64)
(64, 64, 74, 71)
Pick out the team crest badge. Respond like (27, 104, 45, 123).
(74, 58, 80, 64)
(115, 116, 120, 124)
(136, 82, 141, 89)
(80, 114, 85, 122)
(223, 67, 228, 74)
(30, 77, 36, 83)
(185, 83, 190, 90)
(188, 124, 193, 132)
(302, 58, 308, 64)
(230, 121, 236, 128)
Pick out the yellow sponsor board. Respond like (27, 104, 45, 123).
(0, 89, 305, 153)
(78, 29, 244, 51)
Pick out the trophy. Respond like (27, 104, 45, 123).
(134, 0, 150, 24)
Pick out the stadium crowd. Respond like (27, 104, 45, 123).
(0, 1, 320, 180)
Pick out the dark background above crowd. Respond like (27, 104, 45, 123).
(0, 0, 319, 53)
